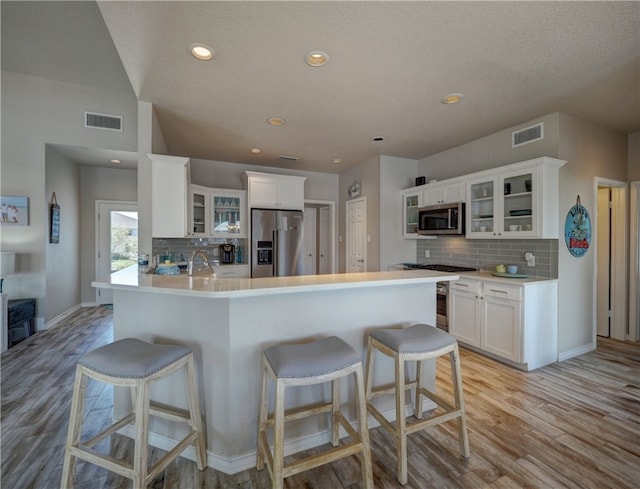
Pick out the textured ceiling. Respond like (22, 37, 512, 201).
(3, 1, 639, 173)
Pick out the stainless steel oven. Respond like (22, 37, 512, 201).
(403, 263, 477, 332)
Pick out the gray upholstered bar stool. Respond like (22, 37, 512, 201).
(256, 336, 373, 489)
(365, 323, 470, 485)
(61, 338, 207, 489)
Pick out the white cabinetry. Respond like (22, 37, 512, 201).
(423, 181, 465, 206)
(246, 171, 306, 210)
(466, 157, 565, 239)
(190, 186, 247, 238)
(402, 189, 423, 238)
(150, 154, 190, 238)
(449, 276, 557, 371)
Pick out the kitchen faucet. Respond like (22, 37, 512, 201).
(188, 250, 212, 276)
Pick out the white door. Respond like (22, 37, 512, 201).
(597, 187, 611, 337)
(346, 197, 366, 272)
(302, 207, 317, 275)
(96, 201, 138, 304)
(318, 206, 331, 274)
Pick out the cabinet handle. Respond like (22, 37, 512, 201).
(489, 289, 508, 294)
(454, 283, 469, 287)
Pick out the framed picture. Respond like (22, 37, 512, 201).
(0, 196, 29, 226)
(50, 193, 60, 243)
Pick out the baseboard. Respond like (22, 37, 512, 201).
(557, 341, 596, 362)
(45, 304, 84, 330)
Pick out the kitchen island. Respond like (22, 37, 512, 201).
(92, 267, 459, 474)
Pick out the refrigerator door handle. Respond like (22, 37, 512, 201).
(272, 229, 278, 277)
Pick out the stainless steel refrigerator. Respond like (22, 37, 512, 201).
(251, 208, 304, 278)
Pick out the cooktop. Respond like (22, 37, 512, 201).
(403, 263, 477, 273)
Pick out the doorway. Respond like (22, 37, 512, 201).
(95, 201, 138, 304)
(594, 179, 627, 341)
(346, 197, 367, 272)
(304, 200, 336, 274)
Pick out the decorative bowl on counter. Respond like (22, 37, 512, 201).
(155, 263, 180, 275)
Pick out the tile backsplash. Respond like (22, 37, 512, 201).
(152, 237, 247, 265)
(416, 237, 557, 278)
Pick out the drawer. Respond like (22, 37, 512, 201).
(482, 283, 522, 301)
(449, 278, 481, 295)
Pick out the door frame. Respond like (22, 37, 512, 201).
(95, 200, 138, 304)
(302, 206, 318, 275)
(304, 199, 336, 273)
(592, 178, 627, 342)
(629, 181, 639, 341)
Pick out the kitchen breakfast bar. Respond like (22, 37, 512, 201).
(92, 267, 459, 474)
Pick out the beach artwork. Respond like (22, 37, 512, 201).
(1, 196, 29, 226)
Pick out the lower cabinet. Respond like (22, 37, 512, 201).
(215, 265, 249, 278)
(449, 276, 557, 371)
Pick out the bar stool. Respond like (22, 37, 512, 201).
(256, 336, 373, 489)
(365, 323, 470, 485)
(61, 338, 207, 489)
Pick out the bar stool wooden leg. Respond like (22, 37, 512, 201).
(354, 365, 374, 489)
(256, 357, 269, 471)
(364, 336, 375, 401)
(132, 380, 151, 489)
(415, 359, 424, 420)
(185, 354, 207, 469)
(331, 378, 340, 447)
(395, 355, 408, 485)
(61, 366, 87, 489)
(451, 345, 470, 458)
(272, 379, 286, 489)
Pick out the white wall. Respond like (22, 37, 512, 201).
(44, 148, 80, 322)
(379, 156, 419, 270)
(418, 111, 629, 359)
(629, 132, 640, 181)
(1, 71, 137, 321)
(79, 166, 137, 304)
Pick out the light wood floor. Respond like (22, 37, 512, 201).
(2, 306, 639, 489)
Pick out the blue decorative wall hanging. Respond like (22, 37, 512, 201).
(564, 195, 591, 257)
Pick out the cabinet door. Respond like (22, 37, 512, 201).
(277, 177, 305, 210)
(449, 289, 481, 347)
(501, 168, 537, 238)
(249, 176, 279, 208)
(466, 176, 499, 237)
(190, 188, 208, 236)
(482, 295, 522, 362)
(425, 182, 465, 205)
(211, 189, 246, 238)
(151, 155, 190, 238)
(402, 190, 422, 238)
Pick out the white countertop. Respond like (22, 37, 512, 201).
(459, 271, 558, 285)
(92, 266, 458, 298)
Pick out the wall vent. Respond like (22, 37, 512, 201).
(279, 155, 299, 162)
(84, 111, 123, 132)
(512, 122, 543, 148)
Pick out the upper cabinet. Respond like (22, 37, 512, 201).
(402, 189, 423, 238)
(466, 157, 565, 239)
(246, 171, 306, 210)
(422, 181, 465, 206)
(190, 185, 247, 238)
(150, 154, 190, 238)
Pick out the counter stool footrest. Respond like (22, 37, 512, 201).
(405, 410, 464, 435)
(145, 430, 201, 483)
(368, 380, 418, 399)
(417, 387, 457, 413)
(265, 400, 334, 426)
(69, 445, 133, 479)
(149, 401, 193, 424)
(82, 413, 136, 448)
(282, 441, 365, 479)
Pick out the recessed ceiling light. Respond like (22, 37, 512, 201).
(267, 116, 286, 126)
(250, 148, 263, 154)
(189, 43, 214, 61)
(372, 136, 384, 142)
(332, 158, 342, 164)
(442, 93, 464, 104)
(305, 51, 329, 67)
(110, 159, 121, 164)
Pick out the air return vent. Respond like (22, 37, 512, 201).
(279, 155, 299, 162)
(512, 122, 543, 148)
(84, 111, 123, 131)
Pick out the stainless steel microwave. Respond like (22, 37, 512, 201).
(418, 202, 465, 235)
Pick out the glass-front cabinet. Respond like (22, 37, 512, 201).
(467, 168, 537, 238)
(210, 189, 246, 238)
(190, 186, 247, 238)
(402, 189, 422, 238)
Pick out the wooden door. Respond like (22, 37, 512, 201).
(346, 198, 366, 272)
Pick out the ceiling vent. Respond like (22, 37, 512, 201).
(84, 111, 123, 132)
(279, 155, 299, 162)
(512, 122, 543, 148)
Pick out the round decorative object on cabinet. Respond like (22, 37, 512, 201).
(348, 181, 361, 198)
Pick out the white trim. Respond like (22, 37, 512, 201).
(304, 199, 337, 273)
(592, 178, 628, 343)
(629, 181, 640, 341)
(557, 341, 596, 362)
(45, 303, 83, 329)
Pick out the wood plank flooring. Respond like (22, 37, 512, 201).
(2, 306, 639, 488)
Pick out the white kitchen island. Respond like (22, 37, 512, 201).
(92, 267, 458, 474)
